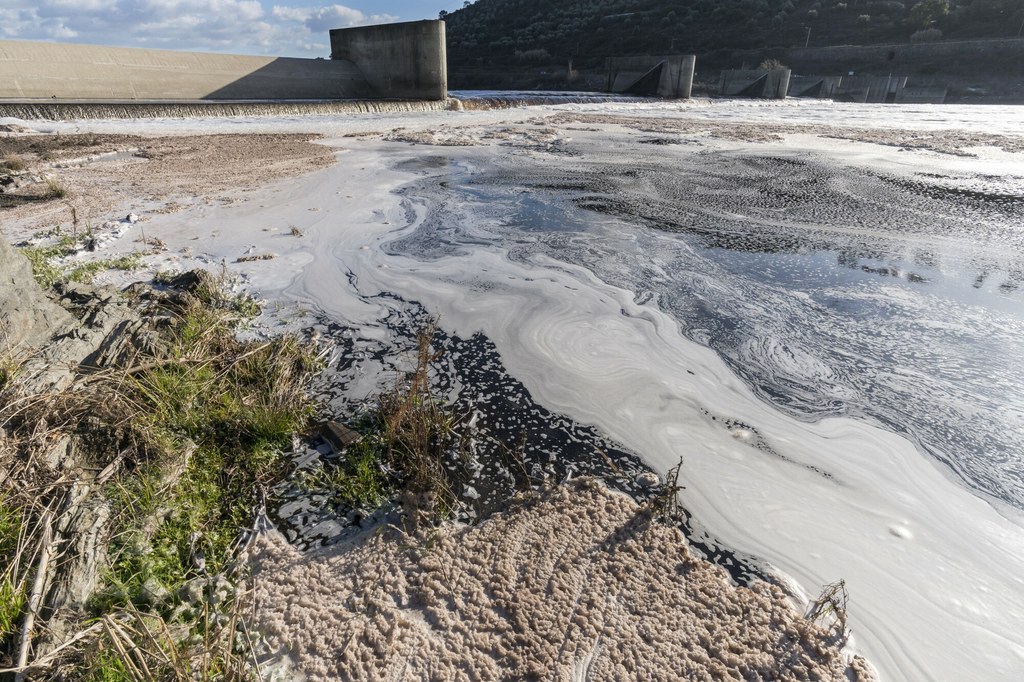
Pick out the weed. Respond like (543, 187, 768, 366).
(44, 178, 68, 199)
(650, 457, 685, 525)
(806, 579, 850, 644)
(0, 272, 319, 677)
(0, 497, 26, 640)
(68, 254, 143, 284)
(18, 243, 75, 288)
(299, 439, 389, 508)
(1, 154, 26, 172)
(288, 225, 304, 237)
(375, 321, 463, 531)
(0, 356, 19, 393)
(93, 295, 319, 611)
(151, 270, 178, 286)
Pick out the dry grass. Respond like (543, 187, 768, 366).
(0, 274, 322, 679)
(374, 321, 463, 533)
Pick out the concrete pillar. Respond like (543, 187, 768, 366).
(330, 20, 447, 100)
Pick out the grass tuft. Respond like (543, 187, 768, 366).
(1, 154, 26, 172)
(44, 178, 68, 199)
(68, 253, 144, 284)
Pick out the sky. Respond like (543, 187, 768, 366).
(0, 1, 467, 58)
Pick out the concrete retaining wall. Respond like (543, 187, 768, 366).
(782, 37, 1024, 73)
(331, 20, 447, 100)
(0, 40, 374, 100)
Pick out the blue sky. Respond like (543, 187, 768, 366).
(0, 2, 467, 58)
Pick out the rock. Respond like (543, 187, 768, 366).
(0, 231, 75, 352)
(163, 269, 218, 295)
(319, 421, 362, 453)
(126, 213, 139, 223)
(636, 471, 661, 489)
(179, 578, 207, 604)
(140, 576, 170, 605)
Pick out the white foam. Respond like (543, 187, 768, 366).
(57, 101, 1024, 681)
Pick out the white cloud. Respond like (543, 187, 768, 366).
(304, 5, 365, 32)
(0, 1, 397, 58)
(271, 5, 309, 22)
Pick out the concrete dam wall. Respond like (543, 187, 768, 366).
(0, 20, 447, 102)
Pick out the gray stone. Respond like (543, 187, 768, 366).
(319, 420, 362, 453)
(636, 471, 661, 489)
(0, 231, 75, 354)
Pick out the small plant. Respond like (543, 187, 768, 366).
(1, 154, 26, 172)
(0, 497, 26, 640)
(289, 224, 304, 237)
(18, 243, 76, 288)
(377, 321, 463, 532)
(650, 457, 685, 524)
(806, 579, 850, 644)
(758, 58, 785, 71)
(44, 178, 68, 199)
(68, 253, 144, 284)
(910, 27, 942, 42)
(298, 440, 389, 509)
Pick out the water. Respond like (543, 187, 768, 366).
(0, 99, 454, 121)
(41, 100, 1024, 680)
(385, 148, 1024, 512)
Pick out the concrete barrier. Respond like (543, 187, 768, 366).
(331, 20, 447, 100)
(0, 40, 374, 100)
(605, 55, 695, 98)
(834, 75, 909, 103)
(788, 75, 843, 99)
(719, 68, 791, 99)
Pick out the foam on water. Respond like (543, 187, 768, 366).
(49, 101, 1024, 681)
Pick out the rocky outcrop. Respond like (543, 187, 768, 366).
(0, 232, 74, 356)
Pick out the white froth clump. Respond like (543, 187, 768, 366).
(246, 479, 874, 681)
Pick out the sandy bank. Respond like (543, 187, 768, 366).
(1, 132, 335, 234)
(248, 479, 873, 681)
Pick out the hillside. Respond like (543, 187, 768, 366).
(443, 0, 1024, 89)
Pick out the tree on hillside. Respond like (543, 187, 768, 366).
(908, 0, 950, 29)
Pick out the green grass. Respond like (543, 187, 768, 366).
(68, 253, 143, 284)
(0, 356, 18, 392)
(18, 242, 143, 288)
(19, 242, 76, 288)
(299, 438, 389, 508)
(95, 298, 319, 614)
(0, 497, 26, 641)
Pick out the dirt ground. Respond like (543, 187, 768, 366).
(0, 133, 336, 232)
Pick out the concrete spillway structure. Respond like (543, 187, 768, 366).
(719, 68, 792, 99)
(788, 75, 843, 99)
(331, 20, 447, 101)
(605, 55, 696, 98)
(0, 20, 447, 104)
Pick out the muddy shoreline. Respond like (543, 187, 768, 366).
(4, 101, 1024, 680)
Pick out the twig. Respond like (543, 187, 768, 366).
(15, 511, 55, 682)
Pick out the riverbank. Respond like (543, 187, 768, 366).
(3, 99, 1024, 680)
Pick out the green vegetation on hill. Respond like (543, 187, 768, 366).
(444, 0, 1024, 76)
